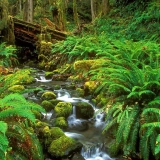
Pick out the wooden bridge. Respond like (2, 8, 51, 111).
(13, 17, 67, 45)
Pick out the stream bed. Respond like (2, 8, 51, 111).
(26, 68, 117, 160)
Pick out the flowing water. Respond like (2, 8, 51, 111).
(28, 68, 115, 160)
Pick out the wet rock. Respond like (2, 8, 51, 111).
(44, 127, 65, 146)
(55, 102, 72, 118)
(48, 135, 83, 158)
(68, 119, 89, 131)
(54, 117, 68, 129)
(8, 84, 25, 93)
(71, 153, 85, 160)
(75, 102, 94, 119)
(41, 91, 56, 100)
(41, 100, 55, 112)
(52, 74, 71, 81)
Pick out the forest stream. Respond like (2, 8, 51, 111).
(26, 67, 115, 160)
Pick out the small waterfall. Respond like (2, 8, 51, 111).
(81, 143, 113, 160)
(53, 88, 113, 160)
(94, 111, 105, 128)
(35, 75, 52, 82)
(73, 106, 76, 117)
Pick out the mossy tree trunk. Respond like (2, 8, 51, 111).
(58, 0, 67, 31)
(23, 0, 33, 23)
(73, 0, 80, 29)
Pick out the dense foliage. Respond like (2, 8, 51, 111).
(51, 1, 160, 160)
(0, 0, 160, 159)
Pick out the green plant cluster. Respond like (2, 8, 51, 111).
(50, 1, 160, 159)
(0, 43, 18, 67)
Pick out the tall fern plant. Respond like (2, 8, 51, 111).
(90, 45, 160, 159)
(0, 93, 46, 160)
(0, 42, 18, 67)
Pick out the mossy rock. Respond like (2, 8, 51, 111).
(8, 85, 25, 93)
(44, 127, 65, 146)
(84, 81, 98, 95)
(41, 91, 56, 100)
(54, 117, 68, 129)
(41, 100, 55, 112)
(45, 71, 54, 78)
(5, 69, 34, 86)
(75, 88, 84, 97)
(49, 99, 62, 106)
(75, 102, 94, 119)
(32, 110, 43, 120)
(48, 135, 82, 158)
(34, 120, 49, 138)
(54, 102, 72, 118)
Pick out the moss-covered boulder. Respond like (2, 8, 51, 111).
(41, 91, 56, 100)
(41, 100, 55, 112)
(75, 102, 94, 119)
(54, 117, 68, 129)
(48, 135, 82, 158)
(75, 88, 84, 97)
(8, 85, 25, 93)
(5, 69, 34, 86)
(44, 127, 65, 146)
(32, 110, 43, 120)
(84, 81, 98, 95)
(34, 120, 49, 138)
(54, 102, 72, 118)
(49, 99, 62, 106)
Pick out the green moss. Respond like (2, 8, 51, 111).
(84, 81, 98, 94)
(49, 99, 62, 106)
(35, 120, 49, 128)
(41, 91, 56, 100)
(74, 59, 105, 73)
(32, 110, 43, 120)
(8, 85, 25, 93)
(48, 135, 77, 157)
(45, 71, 53, 78)
(44, 127, 65, 146)
(76, 88, 84, 97)
(41, 100, 54, 112)
(5, 69, 34, 86)
(50, 127, 65, 138)
(75, 102, 94, 119)
(54, 102, 72, 118)
(54, 117, 68, 129)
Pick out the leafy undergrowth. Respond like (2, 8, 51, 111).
(50, 1, 160, 160)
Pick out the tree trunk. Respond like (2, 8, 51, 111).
(91, 0, 96, 21)
(23, 0, 33, 23)
(73, 0, 79, 29)
(102, 0, 110, 15)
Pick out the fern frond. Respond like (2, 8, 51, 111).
(142, 108, 160, 116)
(140, 127, 154, 160)
(0, 121, 9, 160)
(0, 108, 36, 122)
(155, 134, 160, 155)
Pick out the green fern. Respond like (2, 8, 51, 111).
(0, 43, 18, 67)
(0, 121, 9, 160)
(0, 93, 45, 159)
